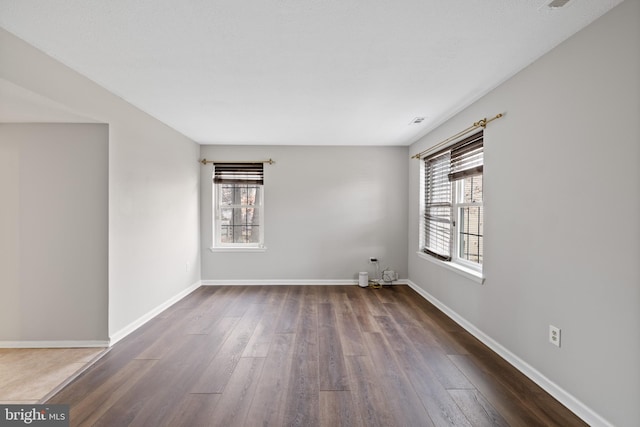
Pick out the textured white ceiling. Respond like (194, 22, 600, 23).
(0, 0, 623, 145)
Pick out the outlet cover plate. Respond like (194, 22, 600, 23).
(549, 325, 561, 347)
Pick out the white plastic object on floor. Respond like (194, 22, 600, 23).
(358, 272, 368, 287)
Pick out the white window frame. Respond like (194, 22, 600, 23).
(451, 177, 483, 273)
(213, 182, 264, 249)
(418, 132, 484, 283)
(209, 161, 270, 252)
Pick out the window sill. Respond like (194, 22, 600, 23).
(209, 246, 267, 253)
(416, 251, 485, 284)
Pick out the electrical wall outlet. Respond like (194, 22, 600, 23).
(549, 325, 561, 347)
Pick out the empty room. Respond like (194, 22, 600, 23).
(0, 0, 638, 426)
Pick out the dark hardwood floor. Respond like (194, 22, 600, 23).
(47, 285, 587, 426)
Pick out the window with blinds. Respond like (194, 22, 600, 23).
(213, 163, 264, 247)
(422, 131, 483, 269)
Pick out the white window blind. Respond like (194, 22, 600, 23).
(213, 163, 264, 185)
(424, 152, 452, 260)
(449, 133, 483, 181)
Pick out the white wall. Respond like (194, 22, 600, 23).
(408, 1, 639, 426)
(201, 145, 408, 282)
(0, 123, 108, 342)
(0, 29, 202, 341)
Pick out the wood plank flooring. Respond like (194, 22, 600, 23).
(46, 285, 587, 426)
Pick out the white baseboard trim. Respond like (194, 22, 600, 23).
(109, 280, 201, 346)
(0, 340, 109, 348)
(201, 279, 410, 286)
(406, 280, 612, 427)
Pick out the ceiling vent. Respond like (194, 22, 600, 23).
(548, 0, 571, 8)
(409, 117, 426, 125)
